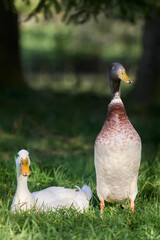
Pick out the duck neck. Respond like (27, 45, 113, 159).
(109, 78, 121, 100)
(16, 174, 30, 196)
(11, 168, 34, 212)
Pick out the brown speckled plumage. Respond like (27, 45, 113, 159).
(96, 100, 141, 146)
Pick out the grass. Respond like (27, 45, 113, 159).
(20, 18, 143, 73)
(0, 12, 159, 239)
(0, 82, 159, 239)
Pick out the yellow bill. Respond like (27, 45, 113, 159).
(20, 157, 30, 177)
(118, 69, 132, 84)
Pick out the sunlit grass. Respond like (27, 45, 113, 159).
(25, 71, 136, 98)
(20, 18, 143, 73)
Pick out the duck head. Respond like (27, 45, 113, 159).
(109, 62, 132, 84)
(16, 149, 30, 177)
(109, 62, 132, 99)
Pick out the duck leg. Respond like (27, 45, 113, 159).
(100, 200, 105, 219)
(130, 200, 134, 214)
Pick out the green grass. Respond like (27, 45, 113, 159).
(0, 83, 159, 239)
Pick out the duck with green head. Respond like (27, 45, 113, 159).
(94, 62, 141, 218)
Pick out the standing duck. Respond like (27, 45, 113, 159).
(11, 149, 92, 212)
(94, 63, 141, 218)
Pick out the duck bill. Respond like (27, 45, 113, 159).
(20, 157, 30, 177)
(118, 70, 132, 84)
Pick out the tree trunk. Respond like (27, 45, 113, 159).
(133, 14, 160, 107)
(0, 0, 25, 89)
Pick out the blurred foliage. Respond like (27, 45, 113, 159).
(61, 0, 160, 23)
(14, 0, 160, 23)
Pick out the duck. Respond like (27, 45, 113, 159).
(94, 62, 141, 218)
(11, 149, 92, 212)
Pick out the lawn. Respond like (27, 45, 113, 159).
(0, 83, 159, 239)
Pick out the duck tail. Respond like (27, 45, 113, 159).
(81, 185, 92, 201)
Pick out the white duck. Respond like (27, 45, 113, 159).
(11, 149, 92, 212)
(94, 63, 141, 218)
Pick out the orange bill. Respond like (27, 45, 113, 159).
(118, 69, 132, 84)
(20, 157, 30, 177)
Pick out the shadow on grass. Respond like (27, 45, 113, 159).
(0, 87, 159, 152)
